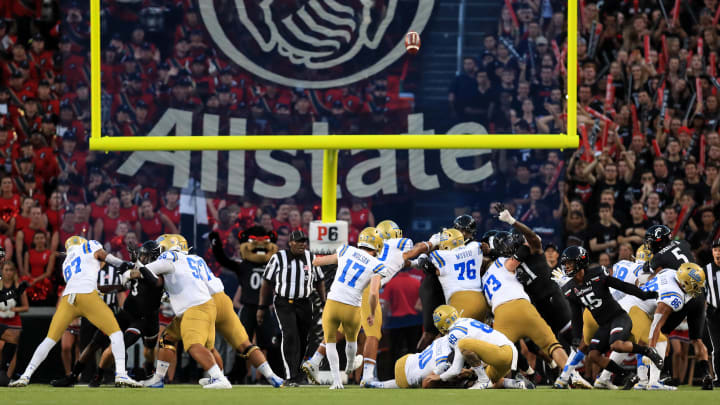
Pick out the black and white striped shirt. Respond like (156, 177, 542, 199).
(706, 261, 720, 309)
(98, 264, 122, 309)
(263, 250, 324, 299)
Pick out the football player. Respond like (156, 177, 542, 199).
(312, 227, 405, 389)
(357, 220, 414, 385)
(497, 209, 572, 341)
(648, 263, 713, 390)
(480, 236, 570, 388)
(424, 229, 488, 322)
(555, 246, 662, 389)
(425, 305, 528, 389)
(363, 334, 453, 389)
(51, 240, 166, 387)
(10, 237, 141, 387)
(644, 225, 694, 274)
(143, 234, 284, 388)
(131, 234, 230, 389)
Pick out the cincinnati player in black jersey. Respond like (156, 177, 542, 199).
(51, 241, 164, 387)
(498, 209, 572, 338)
(555, 246, 663, 387)
(644, 225, 695, 273)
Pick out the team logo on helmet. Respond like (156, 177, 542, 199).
(199, 0, 435, 88)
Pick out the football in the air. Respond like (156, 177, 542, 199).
(405, 31, 421, 55)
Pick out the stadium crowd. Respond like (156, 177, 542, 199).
(0, 0, 718, 389)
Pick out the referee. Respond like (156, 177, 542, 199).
(257, 230, 325, 386)
(706, 239, 720, 387)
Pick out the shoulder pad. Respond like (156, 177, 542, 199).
(159, 251, 180, 262)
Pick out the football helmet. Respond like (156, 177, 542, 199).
(376, 220, 402, 240)
(138, 240, 161, 265)
(439, 229, 465, 250)
(171, 234, 189, 253)
(560, 246, 590, 277)
(635, 245, 653, 263)
(156, 234, 181, 253)
(65, 236, 88, 251)
(481, 230, 498, 245)
(676, 263, 705, 297)
(644, 225, 672, 254)
(433, 304, 459, 335)
(358, 227, 383, 252)
(494, 231, 523, 257)
(453, 214, 477, 236)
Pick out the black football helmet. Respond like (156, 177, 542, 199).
(481, 230, 499, 245)
(644, 225, 672, 254)
(493, 231, 523, 258)
(138, 240, 161, 265)
(453, 214, 477, 237)
(560, 246, 590, 276)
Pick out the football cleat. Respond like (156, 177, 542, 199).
(644, 347, 664, 370)
(516, 373, 536, 389)
(593, 378, 618, 390)
(0, 373, 9, 387)
(329, 382, 344, 390)
(701, 375, 714, 390)
(504, 379, 527, 389)
(203, 376, 232, 389)
(269, 376, 285, 388)
(646, 382, 677, 391)
(362, 381, 384, 389)
(633, 381, 648, 390)
(345, 354, 363, 375)
(468, 379, 492, 390)
(50, 375, 76, 387)
(142, 374, 165, 388)
(198, 377, 210, 386)
(302, 360, 320, 385)
(571, 371, 593, 389)
(623, 374, 639, 390)
(9, 376, 29, 387)
(552, 377, 569, 389)
(115, 374, 142, 388)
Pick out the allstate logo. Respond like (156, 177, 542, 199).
(199, 0, 435, 88)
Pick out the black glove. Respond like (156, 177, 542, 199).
(643, 290, 658, 300)
(642, 260, 651, 274)
(419, 256, 434, 276)
(209, 231, 221, 247)
(120, 261, 135, 272)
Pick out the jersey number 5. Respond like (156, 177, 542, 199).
(671, 247, 689, 263)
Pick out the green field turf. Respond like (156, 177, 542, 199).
(0, 385, 715, 405)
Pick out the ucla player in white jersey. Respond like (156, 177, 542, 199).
(135, 235, 231, 389)
(426, 305, 527, 389)
(312, 227, 405, 389)
(480, 240, 569, 386)
(355, 220, 413, 385)
(143, 235, 284, 388)
(10, 236, 141, 388)
(648, 263, 714, 389)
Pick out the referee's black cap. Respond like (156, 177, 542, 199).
(289, 230, 308, 242)
(712, 238, 720, 248)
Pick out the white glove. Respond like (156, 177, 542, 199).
(551, 268, 569, 286)
(121, 270, 133, 286)
(498, 210, 516, 225)
(410, 253, 428, 268)
(429, 232, 442, 248)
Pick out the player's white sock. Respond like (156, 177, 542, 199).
(345, 341, 358, 373)
(362, 358, 376, 381)
(326, 343, 341, 385)
(599, 352, 625, 381)
(636, 354, 649, 383)
(472, 365, 487, 380)
(381, 379, 399, 388)
(649, 341, 667, 384)
(208, 364, 224, 380)
(559, 349, 585, 381)
(109, 331, 126, 375)
(310, 344, 326, 366)
(22, 337, 57, 378)
(257, 361, 280, 380)
(155, 360, 170, 379)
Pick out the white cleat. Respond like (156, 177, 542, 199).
(198, 377, 210, 386)
(142, 374, 165, 388)
(571, 371, 593, 389)
(646, 382, 677, 391)
(115, 374, 142, 388)
(594, 378, 619, 390)
(468, 380, 492, 389)
(633, 381, 649, 390)
(203, 376, 232, 389)
(504, 379, 527, 389)
(9, 376, 29, 387)
(302, 360, 320, 385)
(329, 382, 344, 390)
(345, 354, 364, 375)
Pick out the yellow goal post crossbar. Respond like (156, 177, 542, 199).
(89, 0, 578, 222)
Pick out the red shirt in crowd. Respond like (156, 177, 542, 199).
(0, 194, 21, 223)
(90, 201, 106, 222)
(28, 248, 50, 277)
(46, 208, 64, 232)
(119, 205, 138, 225)
(140, 214, 163, 240)
(381, 272, 420, 318)
(101, 212, 122, 242)
(350, 208, 370, 229)
(159, 205, 180, 231)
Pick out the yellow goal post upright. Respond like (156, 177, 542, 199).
(89, 0, 578, 226)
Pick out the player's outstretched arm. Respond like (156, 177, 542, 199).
(498, 209, 542, 253)
(606, 276, 658, 300)
(208, 231, 242, 272)
(312, 254, 337, 266)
